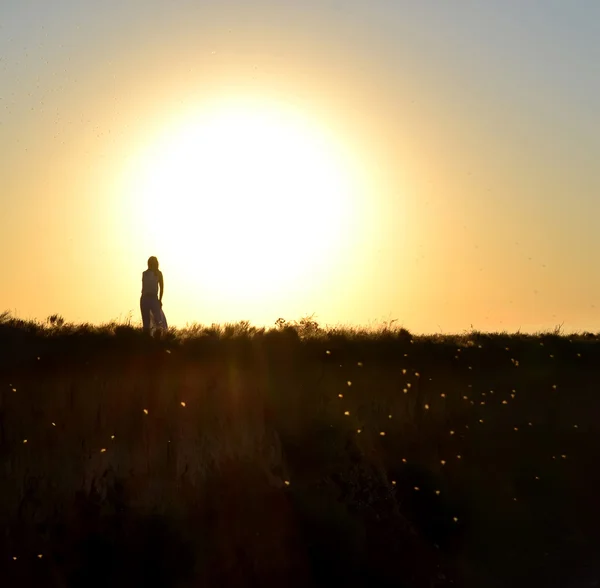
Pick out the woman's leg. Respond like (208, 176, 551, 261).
(148, 297, 163, 331)
(140, 296, 152, 333)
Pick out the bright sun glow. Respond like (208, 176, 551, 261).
(124, 99, 364, 310)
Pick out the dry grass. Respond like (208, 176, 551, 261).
(1, 312, 599, 587)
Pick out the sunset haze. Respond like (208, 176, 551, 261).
(2, 0, 599, 333)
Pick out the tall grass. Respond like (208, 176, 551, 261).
(1, 313, 599, 587)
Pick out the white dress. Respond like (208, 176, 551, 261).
(140, 270, 167, 329)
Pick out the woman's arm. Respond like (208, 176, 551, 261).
(158, 271, 164, 304)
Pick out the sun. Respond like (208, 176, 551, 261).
(123, 98, 365, 314)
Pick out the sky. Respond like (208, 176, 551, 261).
(1, 0, 599, 334)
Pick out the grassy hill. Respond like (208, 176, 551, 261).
(1, 313, 599, 587)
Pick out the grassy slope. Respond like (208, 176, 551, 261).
(1, 315, 599, 587)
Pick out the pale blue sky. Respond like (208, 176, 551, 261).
(1, 1, 599, 333)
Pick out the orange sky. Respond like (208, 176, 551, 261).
(1, 1, 599, 333)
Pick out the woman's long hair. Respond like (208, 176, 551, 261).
(147, 256, 159, 276)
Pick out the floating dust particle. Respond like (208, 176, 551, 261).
(380, 431, 386, 436)
(284, 480, 290, 486)
(338, 393, 343, 398)
(424, 404, 429, 410)
(100, 448, 106, 453)
(347, 381, 352, 386)
(440, 460, 446, 465)
(180, 401, 186, 407)
(344, 411, 350, 416)
(143, 409, 148, 415)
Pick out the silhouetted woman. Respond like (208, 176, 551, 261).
(141, 256, 168, 333)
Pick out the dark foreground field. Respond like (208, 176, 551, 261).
(1, 315, 599, 587)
